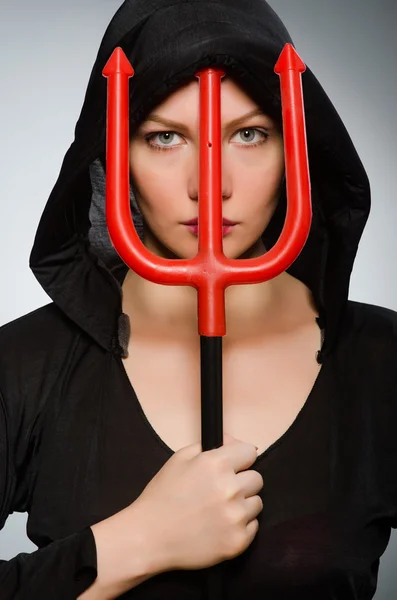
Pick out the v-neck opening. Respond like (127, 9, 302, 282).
(118, 346, 327, 465)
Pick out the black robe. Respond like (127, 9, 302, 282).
(1, 0, 397, 598)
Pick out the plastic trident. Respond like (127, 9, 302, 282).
(103, 42, 310, 595)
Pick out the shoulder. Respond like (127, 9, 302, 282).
(337, 300, 397, 371)
(0, 302, 77, 352)
(0, 303, 83, 425)
(345, 300, 397, 340)
(345, 300, 397, 337)
(0, 303, 82, 383)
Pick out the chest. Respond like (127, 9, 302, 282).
(25, 332, 393, 600)
(122, 324, 322, 455)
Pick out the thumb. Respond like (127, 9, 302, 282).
(223, 433, 259, 452)
(223, 433, 238, 444)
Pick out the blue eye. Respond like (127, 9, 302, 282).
(144, 127, 269, 152)
(145, 131, 183, 151)
(156, 132, 179, 146)
(239, 129, 256, 142)
(232, 128, 269, 146)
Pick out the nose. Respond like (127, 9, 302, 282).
(188, 149, 232, 203)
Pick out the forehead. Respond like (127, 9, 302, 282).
(145, 75, 262, 120)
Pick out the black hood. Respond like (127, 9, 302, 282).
(29, 0, 370, 361)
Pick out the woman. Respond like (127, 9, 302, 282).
(1, 0, 396, 599)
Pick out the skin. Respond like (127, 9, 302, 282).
(123, 75, 318, 342)
(128, 76, 284, 262)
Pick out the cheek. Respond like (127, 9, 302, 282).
(237, 163, 284, 207)
(129, 154, 180, 220)
(236, 154, 284, 223)
(229, 142, 284, 190)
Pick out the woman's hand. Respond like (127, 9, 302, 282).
(133, 433, 264, 572)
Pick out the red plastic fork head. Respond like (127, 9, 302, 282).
(102, 44, 312, 336)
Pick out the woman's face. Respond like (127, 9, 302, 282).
(129, 76, 285, 260)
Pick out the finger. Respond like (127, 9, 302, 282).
(244, 495, 263, 523)
(236, 470, 264, 498)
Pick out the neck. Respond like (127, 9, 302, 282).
(121, 268, 318, 344)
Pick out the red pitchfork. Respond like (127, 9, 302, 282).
(102, 42, 311, 599)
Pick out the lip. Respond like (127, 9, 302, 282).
(184, 222, 237, 237)
(182, 218, 239, 226)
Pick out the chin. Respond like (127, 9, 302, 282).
(146, 231, 264, 262)
(233, 241, 266, 260)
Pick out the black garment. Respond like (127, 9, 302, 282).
(1, 0, 396, 598)
(1, 301, 397, 600)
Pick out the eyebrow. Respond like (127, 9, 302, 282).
(143, 108, 270, 132)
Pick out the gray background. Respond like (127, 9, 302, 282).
(0, 0, 396, 596)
